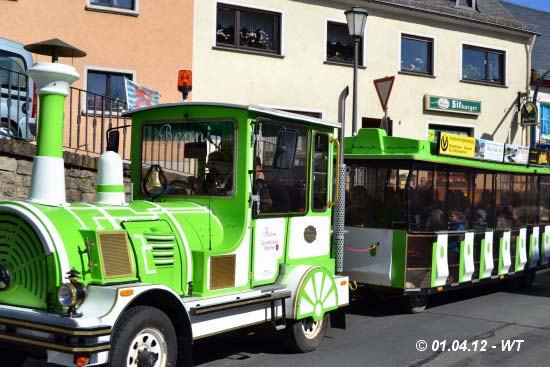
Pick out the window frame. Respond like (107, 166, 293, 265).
(86, 0, 139, 16)
(400, 33, 434, 76)
(83, 66, 136, 115)
(215, 2, 283, 56)
(325, 20, 364, 67)
(461, 44, 506, 86)
(312, 132, 330, 212)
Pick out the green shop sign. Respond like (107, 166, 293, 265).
(425, 95, 481, 115)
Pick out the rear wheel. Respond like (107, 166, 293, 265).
(521, 271, 536, 289)
(400, 293, 429, 314)
(284, 315, 329, 353)
(109, 306, 177, 367)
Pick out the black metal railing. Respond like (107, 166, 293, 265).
(0, 66, 35, 140)
(67, 87, 132, 160)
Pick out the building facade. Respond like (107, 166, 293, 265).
(503, 1, 550, 148)
(0, 0, 194, 154)
(193, 0, 536, 144)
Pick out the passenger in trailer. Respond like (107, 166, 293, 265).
(473, 209, 488, 231)
(448, 210, 466, 263)
(345, 185, 370, 226)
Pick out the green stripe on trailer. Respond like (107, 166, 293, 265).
(391, 230, 406, 288)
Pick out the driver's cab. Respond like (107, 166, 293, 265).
(124, 102, 338, 294)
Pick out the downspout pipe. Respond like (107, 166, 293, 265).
(335, 86, 349, 274)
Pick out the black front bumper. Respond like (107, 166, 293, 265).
(0, 306, 111, 354)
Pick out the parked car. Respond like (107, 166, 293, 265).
(0, 36, 36, 140)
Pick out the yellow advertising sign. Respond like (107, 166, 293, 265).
(439, 132, 475, 158)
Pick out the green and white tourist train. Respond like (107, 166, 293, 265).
(342, 128, 550, 312)
(0, 65, 348, 366)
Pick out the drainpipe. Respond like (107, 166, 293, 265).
(26, 63, 79, 206)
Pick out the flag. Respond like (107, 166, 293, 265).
(125, 79, 160, 110)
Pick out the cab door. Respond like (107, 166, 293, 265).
(250, 119, 308, 287)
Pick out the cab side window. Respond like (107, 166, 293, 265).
(254, 120, 308, 215)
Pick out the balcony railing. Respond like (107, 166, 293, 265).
(67, 87, 132, 160)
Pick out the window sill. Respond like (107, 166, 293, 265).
(398, 70, 436, 79)
(460, 79, 507, 88)
(323, 60, 366, 69)
(86, 4, 139, 17)
(212, 46, 284, 59)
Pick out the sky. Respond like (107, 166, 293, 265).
(502, 0, 550, 12)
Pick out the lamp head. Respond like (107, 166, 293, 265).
(345, 7, 369, 38)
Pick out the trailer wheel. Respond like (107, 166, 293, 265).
(4, 351, 27, 367)
(110, 306, 177, 367)
(284, 315, 329, 353)
(400, 293, 428, 314)
(521, 271, 536, 289)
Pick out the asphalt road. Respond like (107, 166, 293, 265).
(24, 269, 550, 367)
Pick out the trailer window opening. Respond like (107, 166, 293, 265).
(140, 120, 235, 197)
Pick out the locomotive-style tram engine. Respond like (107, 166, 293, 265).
(0, 65, 348, 366)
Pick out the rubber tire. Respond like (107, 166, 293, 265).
(284, 315, 329, 353)
(400, 294, 428, 314)
(521, 271, 536, 289)
(4, 350, 27, 367)
(109, 306, 178, 367)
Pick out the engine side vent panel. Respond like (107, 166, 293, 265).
(98, 231, 133, 279)
(145, 234, 176, 267)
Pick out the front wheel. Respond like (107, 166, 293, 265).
(109, 306, 178, 367)
(284, 315, 329, 353)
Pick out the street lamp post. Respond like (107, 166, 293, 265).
(345, 6, 369, 136)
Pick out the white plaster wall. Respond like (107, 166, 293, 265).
(193, 0, 531, 144)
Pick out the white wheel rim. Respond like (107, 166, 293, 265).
(126, 327, 168, 367)
(301, 317, 324, 340)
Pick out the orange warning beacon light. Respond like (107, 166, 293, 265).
(178, 70, 192, 100)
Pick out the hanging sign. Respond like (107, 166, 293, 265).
(475, 139, 504, 162)
(521, 102, 538, 126)
(425, 95, 481, 115)
(373, 76, 395, 111)
(439, 132, 475, 158)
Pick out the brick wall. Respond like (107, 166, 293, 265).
(0, 139, 131, 202)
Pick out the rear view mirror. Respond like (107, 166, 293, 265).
(273, 128, 298, 170)
(184, 141, 207, 159)
(106, 130, 120, 153)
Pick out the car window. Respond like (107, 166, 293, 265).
(0, 50, 27, 89)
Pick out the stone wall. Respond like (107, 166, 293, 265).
(0, 138, 131, 202)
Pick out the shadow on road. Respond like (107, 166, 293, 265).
(192, 325, 291, 365)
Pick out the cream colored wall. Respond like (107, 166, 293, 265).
(0, 0, 193, 102)
(193, 0, 532, 145)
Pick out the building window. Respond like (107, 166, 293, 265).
(540, 104, 550, 145)
(401, 34, 433, 75)
(326, 21, 362, 65)
(86, 0, 139, 15)
(462, 45, 505, 85)
(216, 4, 281, 54)
(86, 68, 134, 111)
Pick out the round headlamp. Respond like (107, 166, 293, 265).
(57, 283, 86, 308)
